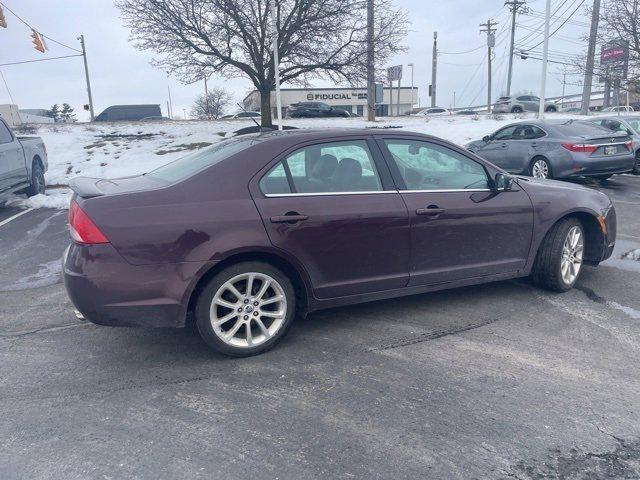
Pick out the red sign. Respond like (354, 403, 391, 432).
(601, 45, 627, 64)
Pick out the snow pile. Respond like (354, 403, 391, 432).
(622, 248, 640, 261)
(23, 112, 586, 210)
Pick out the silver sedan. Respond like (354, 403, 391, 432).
(466, 120, 635, 180)
(584, 115, 640, 174)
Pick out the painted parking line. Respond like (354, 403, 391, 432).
(0, 208, 34, 228)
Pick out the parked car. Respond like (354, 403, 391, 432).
(64, 129, 616, 357)
(585, 116, 640, 174)
(0, 117, 47, 200)
(455, 109, 478, 116)
(95, 104, 162, 122)
(220, 111, 262, 119)
(466, 120, 635, 180)
(285, 102, 350, 118)
(415, 107, 451, 116)
(493, 95, 557, 114)
(600, 106, 636, 113)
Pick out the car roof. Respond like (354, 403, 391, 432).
(249, 128, 443, 144)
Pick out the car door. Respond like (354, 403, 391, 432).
(251, 137, 410, 299)
(505, 124, 547, 173)
(0, 119, 25, 191)
(378, 137, 534, 286)
(473, 125, 517, 168)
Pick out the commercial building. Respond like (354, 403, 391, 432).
(243, 87, 417, 117)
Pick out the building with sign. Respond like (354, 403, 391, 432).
(243, 87, 418, 117)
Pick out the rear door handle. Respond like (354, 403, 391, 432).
(270, 213, 309, 224)
(416, 206, 445, 217)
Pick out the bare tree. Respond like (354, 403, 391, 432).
(116, 0, 409, 127)
(191, 87, 232, 119)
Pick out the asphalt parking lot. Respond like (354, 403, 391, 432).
(2, 176, 640, 480)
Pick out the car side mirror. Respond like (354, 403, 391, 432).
(482, 135, 492, 143)
(493, 173, 514, 192)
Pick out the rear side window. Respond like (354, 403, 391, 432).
(149, 136, 258, 182)
(259, 140, 382, 195)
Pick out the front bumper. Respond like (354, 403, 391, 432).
(63, 243, 210, 328)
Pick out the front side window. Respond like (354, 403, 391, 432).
(512, 125, 546, 140)
(493, 126, 517, 140)
(259, 140, 382, 195)
(384, 139, 489, 191)
(0, 120, 13, 144)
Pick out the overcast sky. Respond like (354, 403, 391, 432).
(0, 0, 589, 120)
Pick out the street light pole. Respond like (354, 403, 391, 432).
(538, 0, 551, 118)
(366, 0, 376, 121)
(77, 34, 95, 121)
(270, 1, 283, 130)
(408, 62, 414, 109)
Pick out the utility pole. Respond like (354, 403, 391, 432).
(538, 0, 551, 118)
(431, 32, 438, 107)
(203, 74, 211, 120)
(167, 83, 173, 119)
(270, 1, 283, 130)
(480, 20, 497, 113)
(366, 0, 375, 121)
(505, 0, 526, 96)
(77, 35, 95, 121)
(581, 0, 600, 115)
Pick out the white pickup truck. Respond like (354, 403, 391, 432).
(0, 117, 48, 200)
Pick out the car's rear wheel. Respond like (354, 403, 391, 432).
(195, 261, 296, 357)
(530, 157, 552, 179)
(511, 106, 523, 113)
(633, 150, 640, 175)
(545, 105, 557, 113)
(25, 161, 45, 197)
(532, 218, 585, 292)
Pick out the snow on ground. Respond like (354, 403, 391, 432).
(14, 112, 587, 210)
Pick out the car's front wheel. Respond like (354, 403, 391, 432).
(195, 261, 296, 357)
(532, 218, 585, 292)
(511, 106, 523, 113)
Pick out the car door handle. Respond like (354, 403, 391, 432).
(270, 213, 309, 224)
(416, 206, 445, 217)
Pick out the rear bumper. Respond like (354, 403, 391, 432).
(492, 104, 511, 113)
(63, 243, 210, 328)
(556, 154, 635, 178)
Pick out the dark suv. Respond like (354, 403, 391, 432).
(286, 102, 350, 118)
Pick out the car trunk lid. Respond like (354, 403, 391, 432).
(69, 175, 166, 198)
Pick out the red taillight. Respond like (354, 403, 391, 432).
(562, 143, 598, 154)
(68, 201, 109, 244)
(625, 140, 633, 151)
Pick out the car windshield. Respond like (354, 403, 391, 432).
(148, 136, 259, 182)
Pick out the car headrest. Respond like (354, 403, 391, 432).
(311, 154, 338, 179)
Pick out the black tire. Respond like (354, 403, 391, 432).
(633, 150, 640, 175)
(545, 105, 557, 113)
(511, 106, 523, 113)
(532, 218, 584, 292)
(195, 261, 296, 357)
(530, 156, 553, 179)
(25, 161, 45, 197)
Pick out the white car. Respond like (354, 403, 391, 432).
(415, 107, 451, 116)
(600, 106, 636, 113)
(220, 111, 261, 119)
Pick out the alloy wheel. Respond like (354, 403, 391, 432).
(560, 226, 583, 285)
(532, 159, 549, 179)
(209, 272, 287, 348)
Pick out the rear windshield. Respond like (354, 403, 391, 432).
(626, 119, 640, 133)
(551, 122, 611, 137)
(148, 136, 259, 182)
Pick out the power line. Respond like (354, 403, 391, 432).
(0, 1, 82, 53)
(520, 0, 587, 51)
(0, 70, 15, 103)
(0, 54, 83, 67)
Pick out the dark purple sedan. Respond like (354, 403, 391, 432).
(63, 129, 616, 356)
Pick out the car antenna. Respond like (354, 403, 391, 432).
(236, 102, 271, 132)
